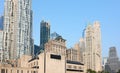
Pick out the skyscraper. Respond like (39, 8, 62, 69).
(34, 44, 40, 56)
(105, 47, 120, 73)
(0, 30, 3, 62)
(102, 57, 108, 70)
(83, 21, 102, 72)
(0, 16, 4, 62)
(79, 38, 85, 62)
(40, 20, 50, 50)
(3, 0, 33, 61)
(0, 16, 3, 30)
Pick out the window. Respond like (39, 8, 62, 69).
(33, 71, 36, 73)
(1, 69, 5, 73)
(79, 66, 81, 69)
(17, 70, 19, 73)
(6, 69, 8, 73)
(74, 66, 77, 69)
(50, 54, 61, 60)
(21, 70, 23, 73)
(36, 61, 38, 65)
(11, 70, 12, 73)
(34, 62, 35, 65)
(68, 65, 71, 68)
(27, 71, 29, 73)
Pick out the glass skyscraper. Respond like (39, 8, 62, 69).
(0, 16, 3, 30)
(40, 20, 50, 50)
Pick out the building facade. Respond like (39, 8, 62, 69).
(0, 34, 84, 73)
(105, 47, 120, 73)
(66, 48, 78, 62)
(66, 43, 81, 62)
(40, 20, 50, 50)
(45, 35, 84, 73)
(66, 43, 84, 73)
(0, 55, 38, 73)
(3, 0, 33, 61)
(83, 21, 102, 72)
(0, 30, 3, 62)
(66, 60, 84, 73)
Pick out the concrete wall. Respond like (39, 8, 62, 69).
(46, 52, 66, 73)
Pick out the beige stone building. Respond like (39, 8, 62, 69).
(82, 21, 102, 72)
(66, 43, 82, 62)
(0, 35, 84, 73)
(66, 44, 84, 73)
(0, 55, 38, 73)
(66, 60, 84, 73)
(66, 48, 78, 62)
(0, 64, 38, 73)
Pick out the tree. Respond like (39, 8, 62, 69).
(87, 69, 92, 73)
(98, 70, 109, 73)
(117, 69, 120, 73)
(87, 69, 97, 73)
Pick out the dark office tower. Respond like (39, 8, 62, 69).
(34, 45, 40, 56)
(40, 20, 50, 50)
(0, 16, 3, 30)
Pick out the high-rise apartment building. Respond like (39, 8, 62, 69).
(3, 0, 33, 61)
(105, 47, 120, 73)
(83, 21, 102, 72)
(0, 16, 3, 30)
(0, 30, 3, 62)
(0, 16, 3, 62)
(40, 20, 50, 50)
(79, 38, 85, 62)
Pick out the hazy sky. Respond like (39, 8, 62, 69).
(0, 0, 120, 58)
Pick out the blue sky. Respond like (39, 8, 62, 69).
(0, 0, 120, 58)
